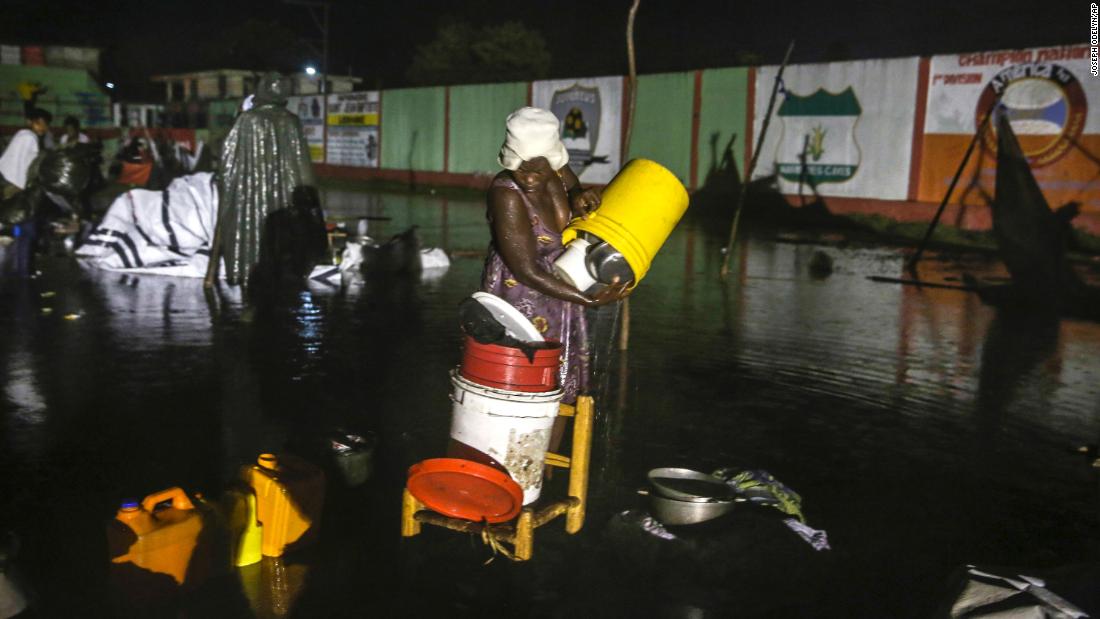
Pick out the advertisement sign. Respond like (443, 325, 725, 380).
(325, 91, 380, 168)
(918, 44, 1100, 212)
(532, 76, 623, 184)
(287, 95, 325, 162)
(753, 58, 920, 200)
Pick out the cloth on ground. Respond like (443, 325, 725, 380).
(335, 239, 451, 287)
(713, 468, 806, 523)
(948, 565, 1089, 618)
(713, 468, 830, 552)
(617, 510, 678, 541)
(75, 172, 217, 277)
(782, 518, 830, 552)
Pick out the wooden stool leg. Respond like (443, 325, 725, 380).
(514, 507, 535, 561)
(401, 489, 423, 537)
(566, 395, 594, 534)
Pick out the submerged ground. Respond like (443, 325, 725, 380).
(2, 186, 1099, 618)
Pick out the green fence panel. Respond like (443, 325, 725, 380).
(626, 71, 694, 185)
(0, 65, 110, 127)
(207, 99, 238, 132)
(697, 67, 749, 186)
(380, 87, 445, 172)
(447, 82, 528, 175)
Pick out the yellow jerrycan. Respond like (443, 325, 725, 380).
(243, 454, 326, 557)
(557, 158, 689, 290)
(108, 487, 203, 585)
(221, 485, 263, 567)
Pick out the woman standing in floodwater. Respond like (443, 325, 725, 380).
(481, 107, 629, 403)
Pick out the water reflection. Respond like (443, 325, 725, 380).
(83, 269, 214, 348)
(976, 309, 1062, 436)
(1, 189, 1099, 616)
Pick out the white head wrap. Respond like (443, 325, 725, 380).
(497, 107, 569, 171)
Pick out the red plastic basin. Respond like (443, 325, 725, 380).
(459, 336, 562, 392)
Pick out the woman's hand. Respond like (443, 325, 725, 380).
(570, 188, 601, 220)
(583, 279, 631, 307)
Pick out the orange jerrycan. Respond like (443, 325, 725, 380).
(243, 454, 325, 557)
(108, 487, 202, 585)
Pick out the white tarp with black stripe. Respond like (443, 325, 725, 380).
(76, 172, 219, 277)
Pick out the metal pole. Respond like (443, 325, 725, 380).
(321, 2, 329, 165)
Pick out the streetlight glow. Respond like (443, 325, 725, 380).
(305, 67, 317, 76)
(106, 82, 115, 89)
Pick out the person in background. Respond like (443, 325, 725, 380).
(0, 108, 52, 199)
(481, 107, 627, 404)
(205, 72, 316, 289)
(0, 147, 92, 277)
(114, 138, 154, 187)
(59, 116, 90, 147)
(16, 81, 46, 117)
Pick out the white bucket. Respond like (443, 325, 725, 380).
(552, 237, 597, 293)
(449, 370, 562, 504)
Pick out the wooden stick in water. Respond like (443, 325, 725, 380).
(720, 40, 795, 279)
(906, 102, 998, 274)
(618, 0, 641, 353)
(203, 213, 224, 289)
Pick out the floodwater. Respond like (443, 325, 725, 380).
(2, 187, 1100, 618)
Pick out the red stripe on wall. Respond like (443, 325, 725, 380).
(443, 86, 451, 173)
(689, 70, 703, 190)
(316, 164, 495, 190)
(744, 67, 756, 181)
(377, 91, 384, 166)
(907, 57, 930, 202)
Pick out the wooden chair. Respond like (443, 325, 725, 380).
(400, 395, 595, 561)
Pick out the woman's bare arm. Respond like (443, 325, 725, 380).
(560, 165, 601, 218)
(488, 186, 594, 306)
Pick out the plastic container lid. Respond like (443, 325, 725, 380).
(407, 458, 523, 524)
(470, 292, 544, 343)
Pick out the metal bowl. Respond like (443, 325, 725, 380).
(585, 241, 634, 286)
(647, 467, 737, 503)
(648, 491, 737, 526)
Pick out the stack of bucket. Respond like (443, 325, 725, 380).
(447, 294, 565, 505)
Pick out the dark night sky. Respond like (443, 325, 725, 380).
(1, 0, 1087, 100)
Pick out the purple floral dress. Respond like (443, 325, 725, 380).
(481, 175, 590, 403)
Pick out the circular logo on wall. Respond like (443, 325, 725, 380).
(975, 62, 1087, 167)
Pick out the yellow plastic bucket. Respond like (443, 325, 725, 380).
(562, 158, 689, 286)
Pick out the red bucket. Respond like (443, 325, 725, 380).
(459, 336, 562, 392)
